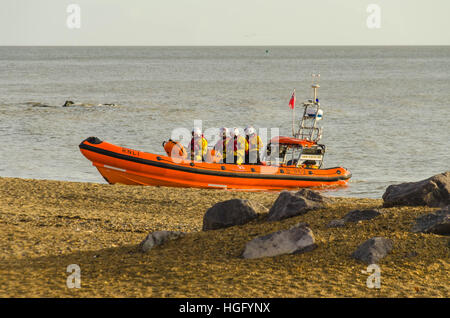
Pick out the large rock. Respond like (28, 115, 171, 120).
(412, 206, 450, 235)
(383, 172, 450, 208)
(140, 231, 185, 252)
(352, 237, 393, 264)
(242, 223, 317, 259)
(327, 209, 381, 228)
(343, 209, 381, 223)
(202, 199, 258, 231)
(267, 189, 330, 221)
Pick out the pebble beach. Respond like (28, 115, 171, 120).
(0, 176, 448, 297)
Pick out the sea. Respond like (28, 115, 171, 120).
(0, 46, 449, 198)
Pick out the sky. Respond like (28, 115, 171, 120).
(0, 0, 449, 46)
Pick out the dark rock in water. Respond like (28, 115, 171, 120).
(202, 199, 258, 231)
(267, 189, 330, 221)
(343, 209, 381, 223)
(382, 171, 450, 207)
(412, 206, 450, 235)
(29, 102, 52, 107)
(327, 219, 346, 228)
(242, 223, 317, 259)
(140, 231, 185, 252)
(352, 237, 393, 264)
(63, 100, 74, 107)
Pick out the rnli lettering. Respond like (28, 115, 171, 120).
(122, 148, 140, 156)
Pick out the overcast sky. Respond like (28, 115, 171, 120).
(1, 0, 449, 45)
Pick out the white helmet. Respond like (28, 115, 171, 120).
(192, 127, 202, 137)
(245, 126, 255, 135)
(231, 127, 240, 137)
(219, 127, 229, 136)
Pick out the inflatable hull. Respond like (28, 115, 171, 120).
(79, 137, 351, 190)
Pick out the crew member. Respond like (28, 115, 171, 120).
(214, 127, 230, 163)
(245, 126, 263, 164)
(227, 127, 248, 165)
(188, 128, 207, 162)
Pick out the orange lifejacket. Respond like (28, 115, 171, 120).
(206, 149, 221, 163)
(163, 139, 187, 159)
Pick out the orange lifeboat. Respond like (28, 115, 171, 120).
(79, 136, 351, 190)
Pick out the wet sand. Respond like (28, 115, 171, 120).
(0, 177, 448, 297)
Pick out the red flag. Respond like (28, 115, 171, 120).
(289, 90, 295, 109)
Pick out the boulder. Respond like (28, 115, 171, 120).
(267, 189, 330, 221)
(242, 223, 317, 259)
(411, 206, 450, 235)
(295, 189, 331, 203)
(327, 219, 346, 228)
(343, 209, 381, 223)
(382, 172, 450, 208)
(352, 237, 393, 264)
(202, 199, 258, 231)
(140, 231, 185, 252)
(327, 209, 381, 228)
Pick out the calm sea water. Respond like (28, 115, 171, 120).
(0, 46, 449, 198)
